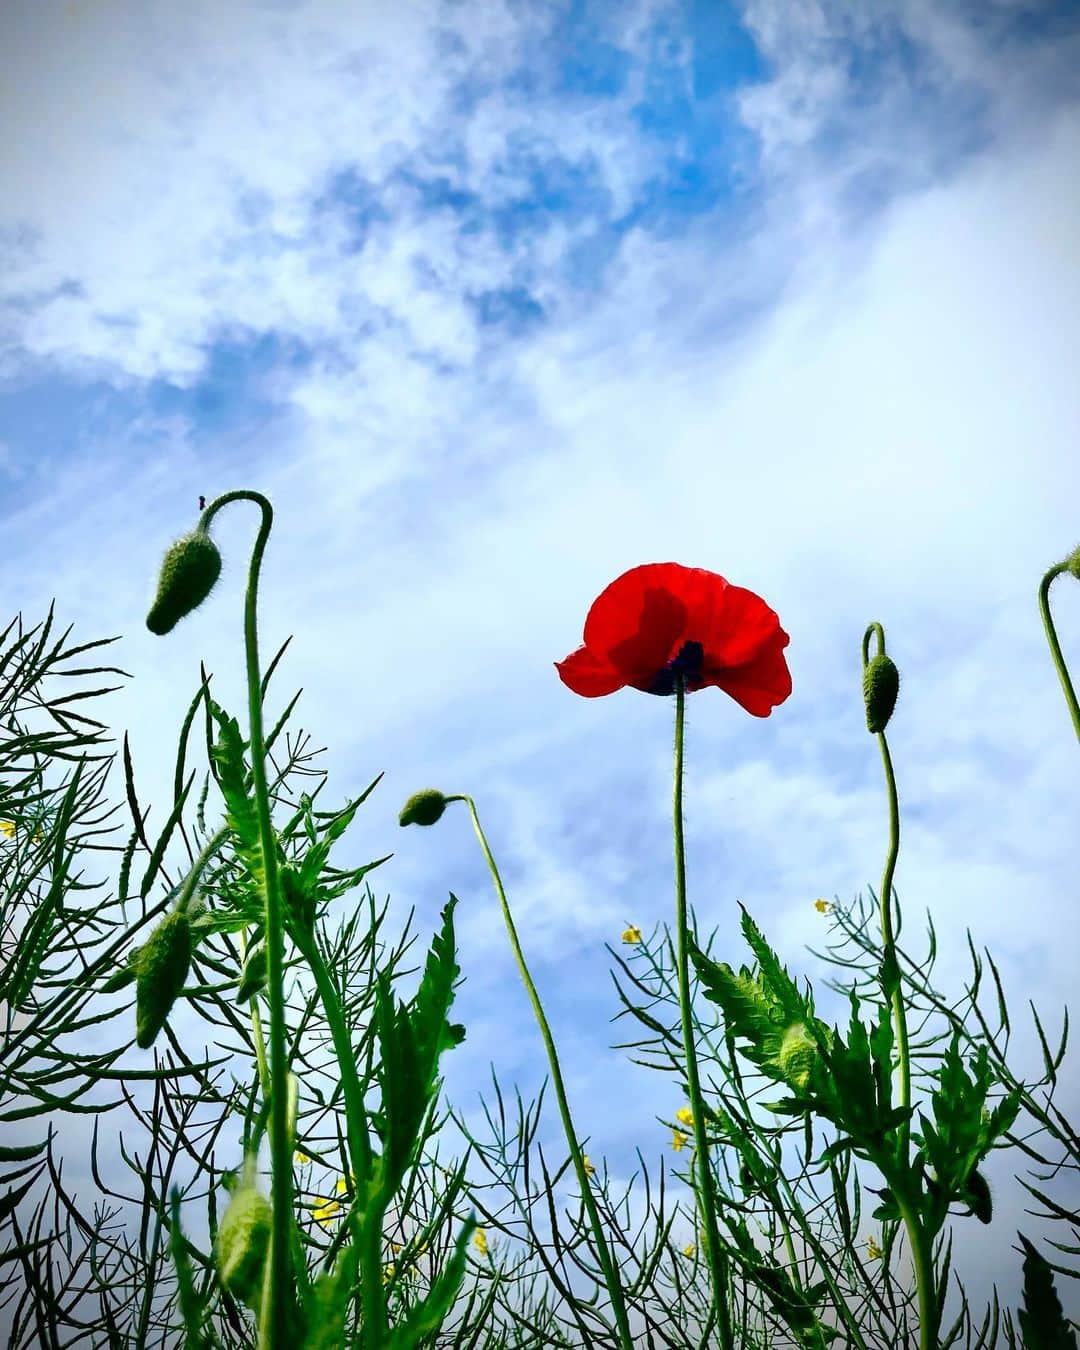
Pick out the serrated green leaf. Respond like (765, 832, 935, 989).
(1017, 1234, 1079, 1350)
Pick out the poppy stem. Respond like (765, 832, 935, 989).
(199, 490, 295, 1347)
(672, 678, 734, 1350)
(453, 794, 637, 1350)
(1038, 562, 1080, 741)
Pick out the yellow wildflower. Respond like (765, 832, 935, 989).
(672, 1129, 688, 1152)
(683, 1243, 696, 1258)
(622, 925, 641, 944)
(382, 1261, 395, 1284)
(0, 821, 14, 839)
(390, 1242, 403, 1255)
(582, 1154, 595, 1177)
(294, 1151, 311, 1165)
(473, 1227, 488, 1256)
(676, 1107, 694, 1128)
(33, 829, 44, 843)
(867, 1235, 883, 1260)
(312, 1196, 341, 1227)
(814, 899, 832, 914)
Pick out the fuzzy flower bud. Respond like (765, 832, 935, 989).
(236, 943, 267, 1004)
(863, 653, 900, 734)
(1064, 544, 1080, 582)
(399, 789, 449, 828)
(135, 910, 191, 1049)
(216, 1185, 272, 1310)
(147, 530, 222, 635)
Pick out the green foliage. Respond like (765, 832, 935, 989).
(373, 897, 467, 1198)
(383, 1213, 478, 1350)
(1016, 1235, 1078, 1350)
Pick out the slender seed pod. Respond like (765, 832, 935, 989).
(147, 530, 222, 635)
(863, 654, 900, 734)
(216, 1185, 273, 1310)
(778, 1022, 819, 1092)
(102, 946, 140, 994)
(135, 910, 191, 1048)
(399, 789, 448, 827)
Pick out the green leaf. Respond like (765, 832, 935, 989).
(300, 1242, 361, 1350)
(384, 1216, 478, 1350)
(168, 1187, 212, 1350)
(1016, 1234, 1079, 1350)
(208, 699, 264, 890)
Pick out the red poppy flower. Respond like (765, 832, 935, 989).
(555, 563, 792, 716)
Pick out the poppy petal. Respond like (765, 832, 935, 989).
(694, 582, 788, 670)
(705, 633, 792, 716)
(582, 564, 694, 682)
(555, 647, 628, 697)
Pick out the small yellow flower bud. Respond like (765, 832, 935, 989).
(473, 1227, 488, 1256)
(671, 1129, 688, 1152)
(622, 925, 642, 943)
(399, 789, 449, 827)
(147, 530, 222, 635)
(582, 1154, 595, 1177)
(676, 1107, 694, 1128)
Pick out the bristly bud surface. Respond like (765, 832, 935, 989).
(135, 910, 191, 1048)
(1064, 544, 1080, 581)
(863, 653, 900, 734)
(216, 1186, 272, 1310)
(399, 788, 449, 827)
(147, 530, 222, 635)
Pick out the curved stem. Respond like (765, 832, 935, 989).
(672, 680, 733, 1350)
(201, 490, 293, 1347)
(1038, 564, 1080, 742)
(876, 731, 911, 1153)
(452, 794, 636, 1350)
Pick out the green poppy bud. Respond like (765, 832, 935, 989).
(963, 1168, 993, 1225)
(779, 1022, 819, 1091)
(147, 530, 222, 635)
(216, 1185, 272, 1310)
(236, 943, 267, 1004)
(135, 910, 191, 1048)
(863, 654, 900, 734)
(1064, 544, 1080, 582)
(399, 789, 448, 828)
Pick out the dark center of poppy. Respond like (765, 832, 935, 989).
(646, 640, 704, 696)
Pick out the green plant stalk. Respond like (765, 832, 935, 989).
(451, 793, 636, 1350)
(872, 701, 936, 1348)
(200, 491, 292, 1348)
(672, 679, 733, 1350)
(290, 925, 386, 1349)
(1038, 563, 1080, 741)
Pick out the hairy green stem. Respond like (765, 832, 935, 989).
(1038, 563, 1080, 741)
(449, 793, 637, 1350)
(200, 491, 293, 1347)
(863, 623, 935, 1349)
(672, 681, 733, 1350)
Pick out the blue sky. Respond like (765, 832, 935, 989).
(2, 0, 1080, 1334)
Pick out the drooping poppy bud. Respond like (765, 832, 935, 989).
(863, 654, 900, 734)
(399, 789, 448, 827)
(778, 1022, 819, 1091)
(962, 1168, 993, 1225)
(216, 1184, 273, 1310)
(135, 910, 191, 1048)
(146, 530, 222, 635)
(236, 943, 268, 1004)
(1064, 544, 1080, 581)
